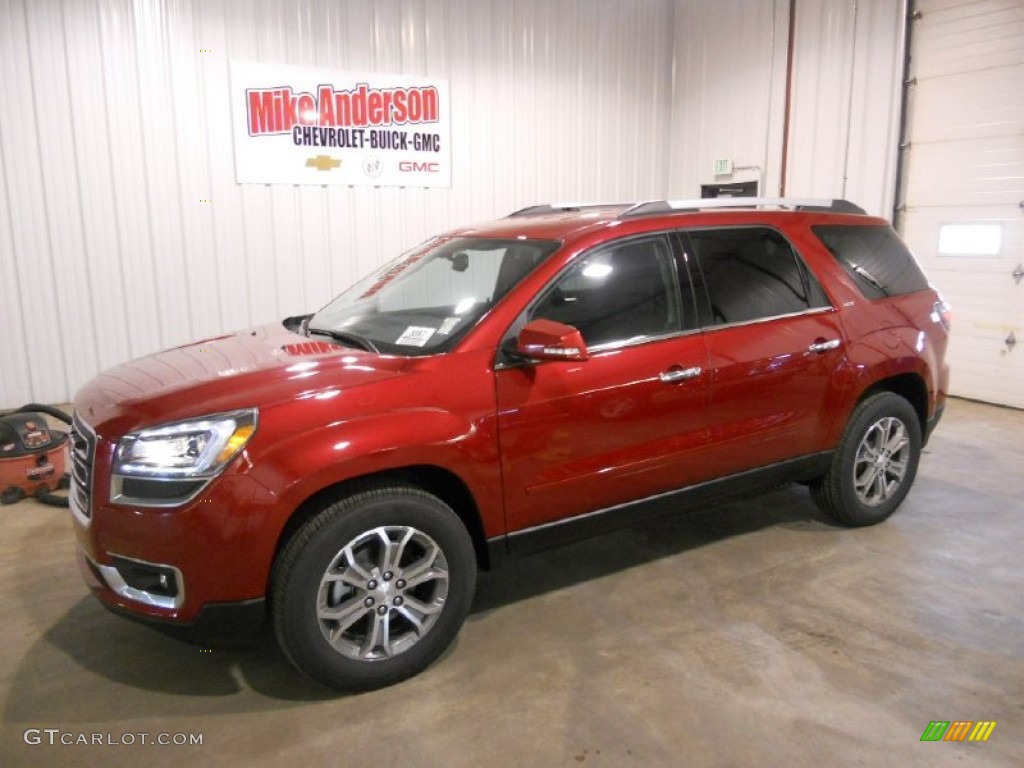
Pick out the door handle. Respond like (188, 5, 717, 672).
(659, 366, 702, 383)
(808, 339, 841, 353)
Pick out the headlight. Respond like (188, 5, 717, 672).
(114, 410, 257, 479)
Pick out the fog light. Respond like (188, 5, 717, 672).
(111, 556, 180, 598)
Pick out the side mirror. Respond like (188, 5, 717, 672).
(515, 319, 589, 362)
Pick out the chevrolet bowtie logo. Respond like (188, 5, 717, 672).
(306, 155, 342, 171)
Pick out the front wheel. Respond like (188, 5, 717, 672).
(272, 485, 476, 691)
(811, 392, 922, 526)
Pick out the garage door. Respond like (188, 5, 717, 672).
(897, 0, 1024, 408)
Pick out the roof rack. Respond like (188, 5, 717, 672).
(507, 197, 867, 220)
(507, 202, 630, 218)
(619, 197, 866, 217)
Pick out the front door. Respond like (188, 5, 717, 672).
(495, 234, 711, 533)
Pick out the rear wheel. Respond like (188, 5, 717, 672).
(272, 485, 476, 691)
(811, 392, 922, 526)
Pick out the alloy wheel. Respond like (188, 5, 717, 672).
(852, 416, 910, 507)
(316, 526, 449, 661)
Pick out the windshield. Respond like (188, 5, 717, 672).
(308, 236, 560, 355)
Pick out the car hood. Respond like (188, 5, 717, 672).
(74, 323, 412, 435)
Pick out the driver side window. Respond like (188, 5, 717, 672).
(530, 236, 681, 348)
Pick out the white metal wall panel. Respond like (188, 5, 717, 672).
(668, 0, 906, 217)
(786, 0, 857, 202)
(0, 0, 677, 406)
(668, 0, 791, 197)
(899, 0, 1024, 408)
(840, 0, 907, 218)
(1, 0, 87, 405)
(0, 0, 40, 407)
(785, 0, 906, 216)
(1, 0, 907, 406)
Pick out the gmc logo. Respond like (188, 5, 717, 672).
(399, 161, 440, 173)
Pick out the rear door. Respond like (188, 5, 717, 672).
(495, 234, 711, 533)
(684, 226, 847, 477)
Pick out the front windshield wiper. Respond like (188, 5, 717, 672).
(307, 326, 379, 353)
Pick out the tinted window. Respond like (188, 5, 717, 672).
(813, 225, 929, 299)
(530, 236, 683, 347)
(688, 228, 830, 326)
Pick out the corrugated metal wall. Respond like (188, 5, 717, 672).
(669, 0, 906, 215)
(1, 0, 906, 407)
(786, 0, 906, 215)
(668, 0, 791, 197)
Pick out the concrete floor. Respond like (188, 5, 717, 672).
(1, 398, 1021, 767)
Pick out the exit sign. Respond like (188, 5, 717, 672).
(713, 158, 733, 176)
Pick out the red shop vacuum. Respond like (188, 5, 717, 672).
(0, 404, 71, 507)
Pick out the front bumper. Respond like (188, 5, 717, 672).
(77, 546, 268, 642)
(71, 414, 286, 624)
(78, 548, 184, 610)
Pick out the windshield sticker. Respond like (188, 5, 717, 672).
(437, 317, 461, 335)
(395, 326, 436, 347)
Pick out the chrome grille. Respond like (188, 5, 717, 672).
(69, 415, 96, 519)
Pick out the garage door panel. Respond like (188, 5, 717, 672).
(910, 64, 1024, 143)
(948, 368, 1024, 410)
(902, 206, 1023, 235)
(902, 208, 1021, 270)
(945, 334, 1024, 409)
(916, 5, 1024, 78)
(943, 304, 1022, 339)
(899, 0, 1024, 407)
(933, 289, 1023, 339)
(903, 136, 1024, 208)
(927, 272, 1024, 303)
(949, 329, 1023, 360)
(922, 0, 1021, 13)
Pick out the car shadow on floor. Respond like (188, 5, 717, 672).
(4, 485, 835, 720)
(472, 484, 836, 614)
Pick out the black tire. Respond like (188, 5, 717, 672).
(811, 392, 922, 527)
(272, 485, 476, 691)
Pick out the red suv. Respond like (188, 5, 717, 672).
(70, 198, 949, 690)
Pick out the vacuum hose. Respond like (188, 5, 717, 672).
(14, 403, 72, 424)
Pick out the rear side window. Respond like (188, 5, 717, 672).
(687, 228, 831, 327)
(813, 225, 929, 299)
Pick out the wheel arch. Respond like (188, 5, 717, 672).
(270, 465, 491, 595)
(859, 372, 928, 439)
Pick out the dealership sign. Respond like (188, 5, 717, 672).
(230, 60, 450, 188)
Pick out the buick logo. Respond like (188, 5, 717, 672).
(363, 156, 383, 178)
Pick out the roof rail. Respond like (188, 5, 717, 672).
(619, 197, 867, 218)
(507, 202, 629, 218)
